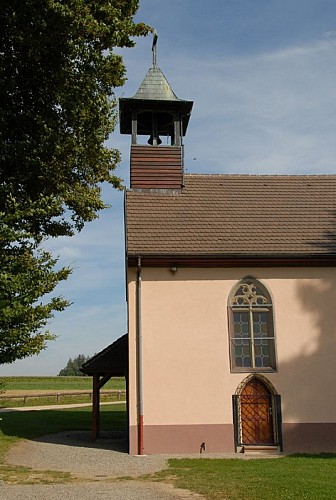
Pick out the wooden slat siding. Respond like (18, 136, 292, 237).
(132, 147, 181, 156)
(131, 145, 182, 189)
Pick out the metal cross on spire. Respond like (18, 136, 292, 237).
(152, 29, 158, 67)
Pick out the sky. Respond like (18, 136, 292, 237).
(2, 0, 336, 375)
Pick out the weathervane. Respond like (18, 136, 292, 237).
(152, 29, 158, 67)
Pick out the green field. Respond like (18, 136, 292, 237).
(0, 376, 125, 391)
(0, 376, 126, 407)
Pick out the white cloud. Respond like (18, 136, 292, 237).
(167, 37, 336, 174)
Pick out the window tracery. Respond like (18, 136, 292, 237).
(229, 279, 276, 372)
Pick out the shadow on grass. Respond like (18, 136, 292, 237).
(0, 404, 128, 453)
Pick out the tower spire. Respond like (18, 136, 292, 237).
(119, 33, 193, 190)
(152, 29, 158, 67)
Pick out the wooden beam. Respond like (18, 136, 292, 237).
(127, 254, 336, 268)
(98, 373, 112, 390)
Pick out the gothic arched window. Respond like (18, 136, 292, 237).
(228, 279, 276, 372)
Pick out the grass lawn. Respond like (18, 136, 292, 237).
(153, 455, 336, 500)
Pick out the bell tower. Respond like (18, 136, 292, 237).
(119, 32, 193, 190)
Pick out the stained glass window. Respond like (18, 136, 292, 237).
(229, 279, 276, 371)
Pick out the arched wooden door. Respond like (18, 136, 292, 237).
(240, 378, 274, 445)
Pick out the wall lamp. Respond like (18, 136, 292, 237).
(170, 266, 178, 274)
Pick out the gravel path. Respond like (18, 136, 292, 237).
(4, 429, 280, 499)
(4, 431, 205, 499)
(6, 431, 171, 479)
(0, 481, 203, 500)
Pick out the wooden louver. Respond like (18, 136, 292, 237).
(130, 145, 183, 189)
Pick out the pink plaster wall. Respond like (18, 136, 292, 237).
(127, 267, 336, 451)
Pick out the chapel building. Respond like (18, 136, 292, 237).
(119, 38, 336, 455)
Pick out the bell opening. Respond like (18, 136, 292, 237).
(147, 134, 162, 146)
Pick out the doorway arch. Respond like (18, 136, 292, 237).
(233, 375, 283, 450)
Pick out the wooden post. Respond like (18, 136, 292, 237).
(92, 374, 100, 440)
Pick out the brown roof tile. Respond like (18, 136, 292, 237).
(125, 174, 336, 258)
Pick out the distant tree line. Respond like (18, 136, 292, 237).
(58, 354, 91, 376)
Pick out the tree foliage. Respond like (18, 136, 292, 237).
(0, 1, 150, 364)
(1, 0, 149, 237)
(0, 241, 71, 364)
(58, 354, 91, 376)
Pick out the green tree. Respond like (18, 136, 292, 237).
(1, 0, 149, 237)
(0, 1, 150, 364)
(0, 238, 71, 365)
(58, 354, 91, 376)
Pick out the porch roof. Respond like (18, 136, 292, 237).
(81, 334, 128, 376)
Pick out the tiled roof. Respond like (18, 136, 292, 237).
(125, 174, 336, 258)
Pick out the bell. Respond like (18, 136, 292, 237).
(147, 134, 162, 145)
